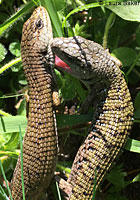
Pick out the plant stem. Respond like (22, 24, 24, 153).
(0, 160, 13, 200)
(0, 109, 11, 116)
(103, 12, 116, 49)
(0, 57, 21, 75)
(56, 181, 62, 200)
(126, 52, 140, 76)
(19, 125, 25, 200)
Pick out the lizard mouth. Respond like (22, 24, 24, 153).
(55, 55, 72, 73)
(55, 55, 83, 80)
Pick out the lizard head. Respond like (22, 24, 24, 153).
(21, 6, 53, 52)
(52, 36, 121, 84)
(51, 36, 103, 84)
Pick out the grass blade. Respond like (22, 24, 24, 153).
(0, 57, 21, 75)
(0, 160, 13, 200)
(40, 0, 63, 37)
(0, 1, 35, 36)
(0, 184, 9, 200)
(62, 2, 102, 30)
(19, 125, 25, 200)
(56, 181, 62, 200)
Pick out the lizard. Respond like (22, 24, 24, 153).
(10, 6, 58, 200)
(51, 36, 134, 199)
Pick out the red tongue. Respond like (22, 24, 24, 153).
(55, 55, 71, 71)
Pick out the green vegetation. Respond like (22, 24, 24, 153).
(0, 0, 140, 199)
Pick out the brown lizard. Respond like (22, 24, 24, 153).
(51, 36, 134, 199)
(10, 6, 58, 200)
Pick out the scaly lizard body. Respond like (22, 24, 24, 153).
(51, 36, 134, 199)
(11, 7, 58, 200)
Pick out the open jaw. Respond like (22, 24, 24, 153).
(55, 55, 85, 81)
(55, 55, 72, 72)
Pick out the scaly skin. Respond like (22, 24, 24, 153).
(51, 36, 134, 200)
(10, 7, 58, 200)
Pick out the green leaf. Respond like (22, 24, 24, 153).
(125, 138, 140, 153)
(18, 72, 27, 85)
(112, 47, 136, 67)
(17, 99, 26, 116)
(0, 151, 19, 158)
(0, 116, 27, 134)
(70, 76, 86, 102)
(0, 44, 7, 62)
(2, 133, 19, 151)
(136, 25, 140, 46)
(59, 73, 78, 100)
(0, 0, 4, 4)
(0, 157, 14, 175)
(18, 80, 27, 85)
(73, 22, 91, 38)
(132, 173, 140, 183)
(0, 91, 4, 108)
(106, 1, 140, 22)
(56, 163, 71, 174)
(134, 109, 140, 119)
(107, 165, 128, 190)
(11, 62, 22, 72)
(51, 0, 67, 12)
(106, 193, 127, 200)
(57, 114, 92, 129)
(134, 92, 140, 110)
(9, 42, 21, 57)
(56, 69, 86, 101)
(0, 114, 93, 134)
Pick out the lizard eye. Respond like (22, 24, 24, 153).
(36, 18, 44, 29)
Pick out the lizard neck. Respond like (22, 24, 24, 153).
(68, 73, 134, 199)
(11, 6, 58, 200)
(22, 47, 55, 117)
(94, 73, 133, 135)
(51, 36, 134, 199)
